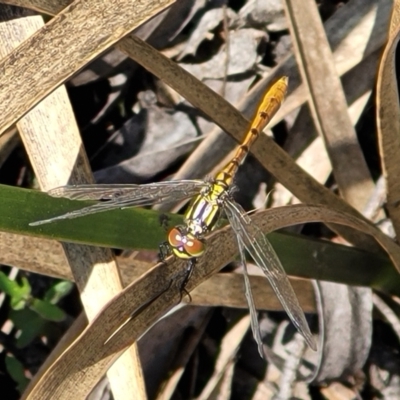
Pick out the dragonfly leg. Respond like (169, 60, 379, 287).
(158, 241, 172, 262)
(178, 259, 196, 303)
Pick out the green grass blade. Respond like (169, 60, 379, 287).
(0, 183, 182, 249)
(1, 183, 398, 295)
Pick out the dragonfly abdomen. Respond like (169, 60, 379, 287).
(214, 77, 288, 187)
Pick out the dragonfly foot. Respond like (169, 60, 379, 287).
(179, 287, 192, 303)
(178, 259, 196, 303)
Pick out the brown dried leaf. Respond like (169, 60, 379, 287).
(283, 0, 374, 212)
(376, 0, 400, 237)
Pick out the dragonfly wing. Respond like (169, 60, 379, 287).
(47, 180, 207, 201)
(235, 232, 265, 358)
(223, 199, 316, 350)
(31, 180, 207, 226)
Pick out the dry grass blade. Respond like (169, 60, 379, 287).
(283, 0, 374, 212)
(376, 0, 400, 237)
(0, 230, 156, 283)
(195, 315, 250, 400)
(24, 313, 88, 396)
(278, 0, 390, 116)
(1, 1, 71, 11)
(155, 312, 212, 400)
(285, 47, 380, 158)
(22, 204, 400, 399)
(191, 273, 315, 313)
(0, 0, 175, 136)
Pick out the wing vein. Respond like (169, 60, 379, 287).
(30, 180, 206, 226)
(223, 198, 316, 350)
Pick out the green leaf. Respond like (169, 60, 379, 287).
(9, 308, 46, 348)
(0, 271, 21, 296)
(44, 280, 74, 304)
(0, 272, 32, 309)
(10, 277, 31, 310)
(30, 298, 66, 322)
(5, 354, 30, 393)
(11, 297, 28, 311)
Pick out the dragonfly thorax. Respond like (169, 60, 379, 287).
(168, 226, 205, 259)
(168, 182, 230, 260)
(184, 182, 230, 236)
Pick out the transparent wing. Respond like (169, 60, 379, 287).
(235, 233, 265, 358)
(223, 198, 316, 350)
(30, 180, 207, 226)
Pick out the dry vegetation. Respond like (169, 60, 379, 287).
(0, 0, 399, 399)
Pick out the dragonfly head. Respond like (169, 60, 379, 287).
(168, 226, 205, 259)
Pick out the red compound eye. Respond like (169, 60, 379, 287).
(168, 227, 184, 248)
(184, 237, 205, 257)
(168, 227, 205, 258)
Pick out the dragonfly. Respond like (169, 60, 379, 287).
(31, 77, 316, 356)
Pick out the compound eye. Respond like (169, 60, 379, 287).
(184, 236, 205, 257)
(168, 227, 185, 248)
